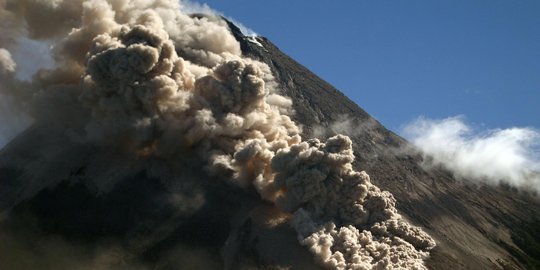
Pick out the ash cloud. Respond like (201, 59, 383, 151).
(403, 116, 540, 192)
(273, 135, 435, 269)
(0, 0, 435, 269)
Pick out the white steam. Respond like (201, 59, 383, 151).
(312, 114, 378, 138)
(403, 116, 540, 192)
(180, 0, 258, 37)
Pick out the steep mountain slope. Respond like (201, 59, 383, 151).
(0, 9, 539, 269)
(226, 22, 540, 269)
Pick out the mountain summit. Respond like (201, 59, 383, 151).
(0, 1, 539, 269)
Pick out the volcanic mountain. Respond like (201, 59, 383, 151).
(0, 2, 539, 269)
(223, 23, 540, 270)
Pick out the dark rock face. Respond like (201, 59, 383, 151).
(0, 20, 538, 270)
(0, 125, 318, 269)
(226, 21, 540, 269)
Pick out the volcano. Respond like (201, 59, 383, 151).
(0, 2, 539, 269)
(225, 21, 540, 270)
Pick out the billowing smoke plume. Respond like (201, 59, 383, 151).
(0, 0, 435, 269)
(273, 135, 435, 269)
(403, 116, 540, 192)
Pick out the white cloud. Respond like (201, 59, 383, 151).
(402, 116, 540, 191)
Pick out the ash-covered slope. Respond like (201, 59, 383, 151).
(226, 22, 540, 270)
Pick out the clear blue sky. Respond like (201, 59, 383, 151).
(195, 0, 540, 132)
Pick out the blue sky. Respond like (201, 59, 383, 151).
(194, 0, 540, 132)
